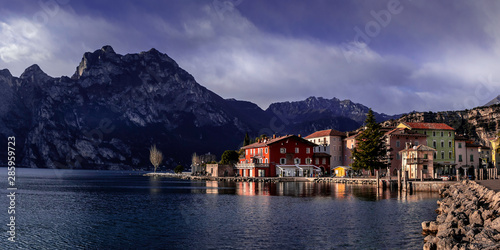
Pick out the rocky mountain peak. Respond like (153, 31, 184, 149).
(20, 64, 52, 83)
(101, 45, 115, 54)
(485, 95, 500, 107)
(0, 69, 12, 78)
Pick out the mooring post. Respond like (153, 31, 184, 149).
(456, 170, 459, 182)
(403, 170, 407, 192)
(420, 170, 423, 182)
(376, 171, 380, 189)
(397, 170, 401, 191)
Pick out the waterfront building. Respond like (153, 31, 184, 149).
(342, 133, 359, 168)
(397, 122, 455, 175)
(332, 166, 352, 177)
(400, 144, 437, 179)
(465, 142, 481, 171)
(236, 135, 325, 177)
(384, 128, 427, 176)
(305, 129, 346, 172)
(479, 146, 491, 168)
(455, 136, 468, 173)
(191, 152, 217, 175)
(205, 164, 235, 177)
(489, 137, 500, 167)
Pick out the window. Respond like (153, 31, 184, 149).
(441, 151, 444, 159)
(397, 154, 400, 160)
(415, 141, 419, 146)
(448, 141, 452, 148)
(306, 148, 310, 154)
(434, 152, 437, 159)
(259, 148, 262, 155)
(294, 158, 301, 164)
(306, 158, 312, 164)
(448, 132, 451, 137)
(433, 141, 437, 148)
(423, 165, 428, 170)
(449, 151, 452, 159)
(280, 158, 286, 164)
(265, 158, 268, 163)
(441, 132, 444, 137)
(433, 131, 436, 137)
(265, 148, 268, 154)
(315, 158, 319, 164)
(441, 141, 444, 148)
(396, 140, 400, 148)
(424, 154, 428, 159)
(246, 149, 249, 155)
(280, 148, 286, 154)
(470, 155, 474, 162)
(459, 155, 462, 162)
(295, 147, 299, 153)
(458, 143, 462, 148)
(322, 158, 326, 164)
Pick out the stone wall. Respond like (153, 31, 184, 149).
(422, 180, 500, 249)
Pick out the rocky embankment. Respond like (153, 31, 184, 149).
(422, 180, 500, 249)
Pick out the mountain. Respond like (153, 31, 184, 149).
(0, 46, 265, 169)
(0, 46, 398, 170)
(266, 97, 401, 135)
(485, 95, 500, 106)
(381, 105, 500, 146)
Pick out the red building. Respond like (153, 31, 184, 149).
(236, 135, 328, 177)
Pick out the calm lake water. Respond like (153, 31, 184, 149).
(0, 168, 440, 249)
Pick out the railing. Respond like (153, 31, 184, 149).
(235, 163, 270, 169)
(406, 158, 429, 164)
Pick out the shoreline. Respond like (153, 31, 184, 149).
(144, 172, 455, 192)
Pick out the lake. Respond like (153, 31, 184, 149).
(0, 168, 440, 249)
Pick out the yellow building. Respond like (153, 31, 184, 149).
(490, 138, 500, 167)
(333, 166, 352, 177)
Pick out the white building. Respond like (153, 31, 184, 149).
(305, 129, 346, 171)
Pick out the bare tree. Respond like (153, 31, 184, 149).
(149, 145, 163, 173)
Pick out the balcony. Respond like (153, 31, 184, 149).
(235, 163, 270, 169)
(406, 158, 429, 164)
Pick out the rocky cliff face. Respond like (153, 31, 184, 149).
(0, 46, 263, 169)
(382, 105, 500, 145)
(0, 46, 400, 169)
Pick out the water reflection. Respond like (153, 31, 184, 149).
(196, 181, 439, 201)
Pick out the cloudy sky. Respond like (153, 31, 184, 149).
(1, 0, 499, 114)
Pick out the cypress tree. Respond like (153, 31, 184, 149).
(351, 109, 387, 173)
(243, 133, 250, 146)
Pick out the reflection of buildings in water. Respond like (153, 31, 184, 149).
(236, 182, 271, 196)
(206, 181, 219, 194)
(398, 191, 439, 202)
(335, 183, 347, 199)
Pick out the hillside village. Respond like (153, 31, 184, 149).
(192, 120, 500, 180)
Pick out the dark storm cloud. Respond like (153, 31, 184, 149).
(0, 0, 499, 114)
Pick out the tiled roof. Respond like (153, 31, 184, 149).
(241, 135, 316, 149)
(385, 128, 427, 137)
(305, 129, 346, 139)
(400, 144, 437, 152)
(401, 122, 455, 130)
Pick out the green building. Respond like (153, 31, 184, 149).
(397, 122, 455, 175)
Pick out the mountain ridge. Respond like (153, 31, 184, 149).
(0, 46, 402, 169)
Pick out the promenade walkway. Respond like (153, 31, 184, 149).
(477, 179, 500, 191)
